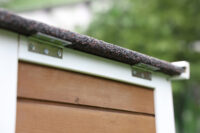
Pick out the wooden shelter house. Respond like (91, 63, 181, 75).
(0, 9, 190, 133)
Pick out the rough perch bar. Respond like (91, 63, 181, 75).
(0, 9, 184, 75)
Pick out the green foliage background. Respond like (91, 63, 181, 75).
(0, 0, 88, 12)
(85, 0, 200, 132)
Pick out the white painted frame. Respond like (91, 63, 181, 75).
(0, 30, 182, 133)
(0, 30, 19, 133)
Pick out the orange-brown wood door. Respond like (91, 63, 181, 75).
(16, 61, 156, 133)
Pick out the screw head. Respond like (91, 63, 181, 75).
(44, 48, 49, 54)
(133, 70, 137, 75)
(57, 50, 62, 57)
(141, 73, 145, 78)
(30, 44, 35, 51)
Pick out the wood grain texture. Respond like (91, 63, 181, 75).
(16, 99, 156, 133)
(18, 61, 154, 114)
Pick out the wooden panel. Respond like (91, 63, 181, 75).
(18, 61, 154, 114)
(16, 100, 156, 133)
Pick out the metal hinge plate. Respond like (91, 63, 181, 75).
(28, 39, 63, 59)
(135, 63, 160, 71)
(132, 67, 152, 80)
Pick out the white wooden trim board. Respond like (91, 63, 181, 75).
(0, 30, 19, 133)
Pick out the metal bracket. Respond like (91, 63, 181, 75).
(28, 39, 63, 59)
(132, 67, 152, 80)
(171, 61, 190, 80)
(31, 32, 73, 47)
(27, 32, 74, 59)
(135, 63, 160, 71)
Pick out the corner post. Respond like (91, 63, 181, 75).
(154, 76, 176, 133)
(0, 30, 19, 133)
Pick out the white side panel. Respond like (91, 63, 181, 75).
(154, 78, 176, 133)
(0, 30, 18, 133)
